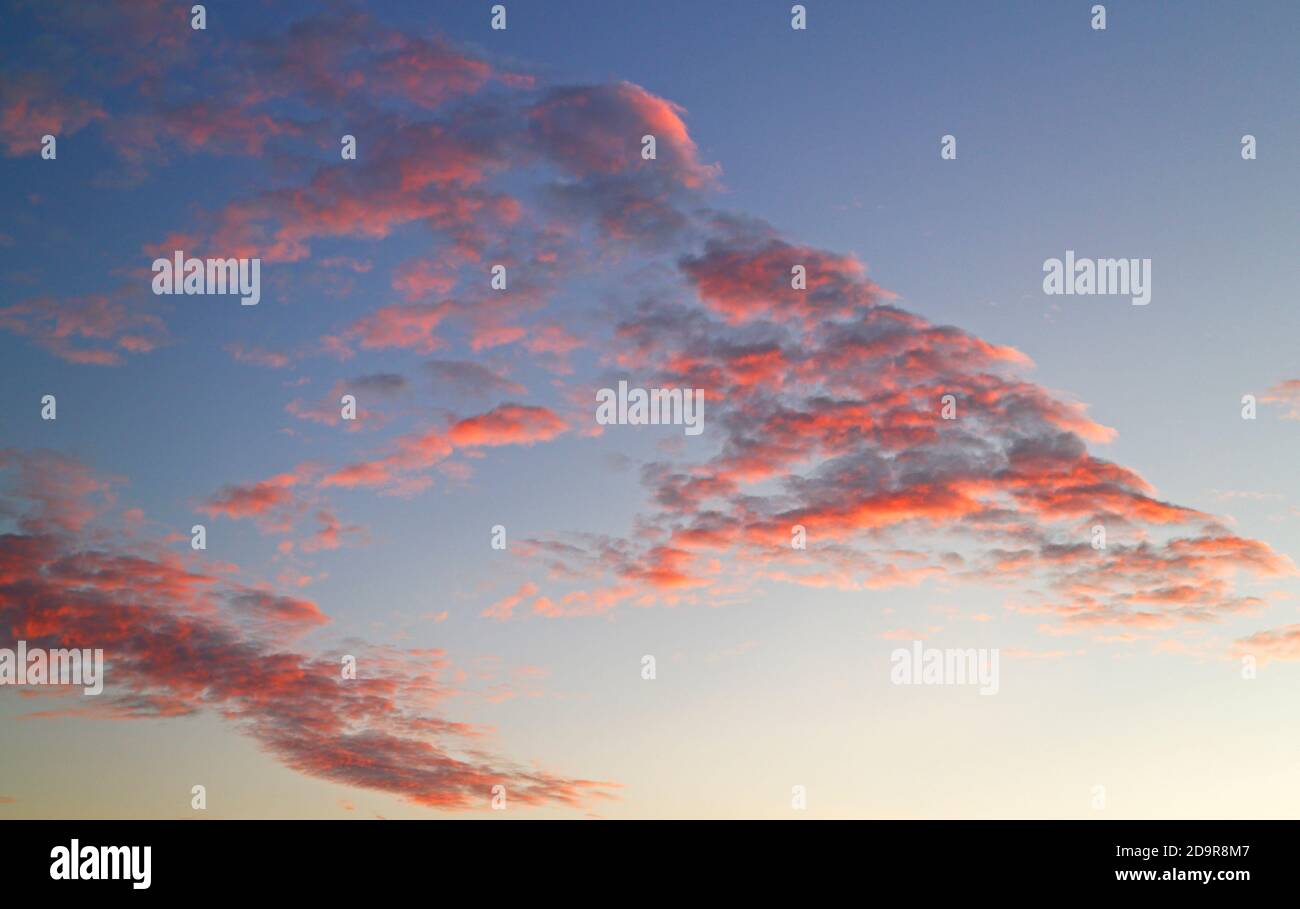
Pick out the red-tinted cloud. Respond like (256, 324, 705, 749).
(1261, 379, 1300, 419)
(201, 473, 302, 527)
(1234, 624, 1300, 664)
(0, 451, 612, 810)
(0, 292, 169, 365)
(528, 82, 719, 189)
(322, 404, 567, 492)
(447, 403, 568, 447)
(0, 73, 105, 155)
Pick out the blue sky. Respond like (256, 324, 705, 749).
(1, 0, 1298, 819)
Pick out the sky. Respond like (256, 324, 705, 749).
(1, 0, 1298, 819)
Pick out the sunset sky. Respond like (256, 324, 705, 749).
(2, 0, 1299, 819)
